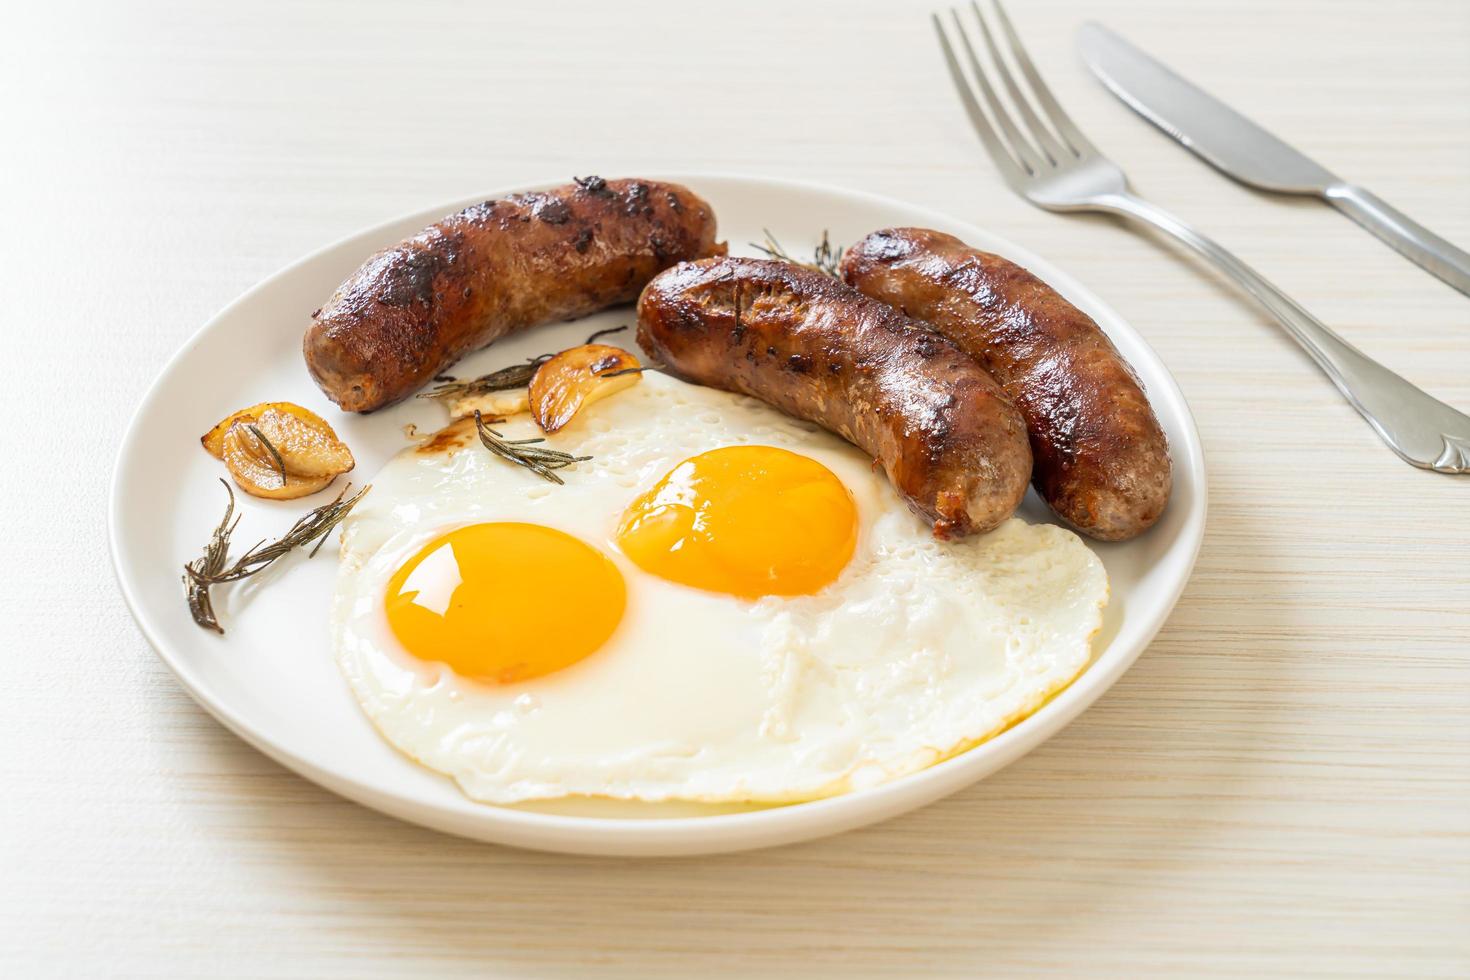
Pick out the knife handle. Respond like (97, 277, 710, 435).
(1322, 183, 1470, 298)
(1096, 190, 1470, 473)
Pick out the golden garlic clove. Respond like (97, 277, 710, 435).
(201, 401, 339, 459)
(220, 422, 337, 500)
(529, 344, 643, 434)
(204, 402, 355, 499)
(246, 407, 354, 478)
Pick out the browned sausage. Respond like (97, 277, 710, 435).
(304, 177, 725, 412)
(636, 257, 1032, 538)
(841, 228, 1171, 541)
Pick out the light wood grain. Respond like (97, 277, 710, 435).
(2, 0, 1468, 975)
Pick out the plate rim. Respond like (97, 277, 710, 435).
(108, 171, 1207, 855)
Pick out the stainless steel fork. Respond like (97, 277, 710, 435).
(934, 0, 1470, 474)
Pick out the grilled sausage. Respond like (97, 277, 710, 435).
(637, 257, 1032, 538)
(304, 177, 725, 412)
(841, 228, 1171, 541)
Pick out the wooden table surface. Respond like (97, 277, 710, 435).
(3, 0, 1467, 975)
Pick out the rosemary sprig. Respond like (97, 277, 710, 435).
(751, 229, 845, 278)
(245, 423, 288, 487)
(417, 354, 553, 402)
(596, 366, 646, 379)
(183, 480, 370, 633)
(419, 327, 632, 403)
(473, 410, 590, 485)
(184, 482, 240, 634)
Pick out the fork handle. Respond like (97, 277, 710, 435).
(1096, 191, 1470, 472)
(1322, 183, 1470, 298)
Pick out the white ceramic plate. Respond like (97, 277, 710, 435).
(110, 174, 1205, 856)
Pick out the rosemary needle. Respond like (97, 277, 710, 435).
(245, 423, 288, 486)
(183, 480, 370, 633)
(585, 325, 628, 345)
(473, 410, 590, 485)
(751, 229, 845, 278)
(595, 366, 647, 379)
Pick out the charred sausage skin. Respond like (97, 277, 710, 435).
(841, 228, 1171, 541)
(636, 257, 1032, 539)
(304, 177, 725, 412)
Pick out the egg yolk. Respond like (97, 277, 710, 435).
(384, 522, 624, 684)
(615, 445, 858, 599)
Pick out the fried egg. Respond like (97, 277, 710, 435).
(332, 370, 1108, 804)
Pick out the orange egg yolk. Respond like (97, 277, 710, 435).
(615, 445, 858, 599)
(384, 522, 625, 684)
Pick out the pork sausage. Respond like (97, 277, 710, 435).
(304, 177, 725, 412)
(841, 228, 1171, 541)
(636, 256, 1032, 538)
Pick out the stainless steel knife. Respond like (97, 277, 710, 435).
(1077, 22, 1470, 298)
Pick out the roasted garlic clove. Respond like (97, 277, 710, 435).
(529, 344, 643, 434)
(204, 402, 355, 499)
(202, 401, 338, 458)
(220, 423, 336, 499)
(248, 407, 354, 478)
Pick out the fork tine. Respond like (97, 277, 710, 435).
(988, 0, 1097, 158)
(947, 9, 1045, 175)
(968, 0, 1067, 165)
(931, 14, 1029, 189)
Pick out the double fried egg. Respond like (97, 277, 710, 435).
(332, 370, 1107, 804)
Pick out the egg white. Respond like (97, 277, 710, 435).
(332, 371, 1108, 805)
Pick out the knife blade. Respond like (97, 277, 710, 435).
(1077, 22, 1470, 297)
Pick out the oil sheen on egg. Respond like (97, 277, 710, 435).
(332, 370, 1108, 805)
